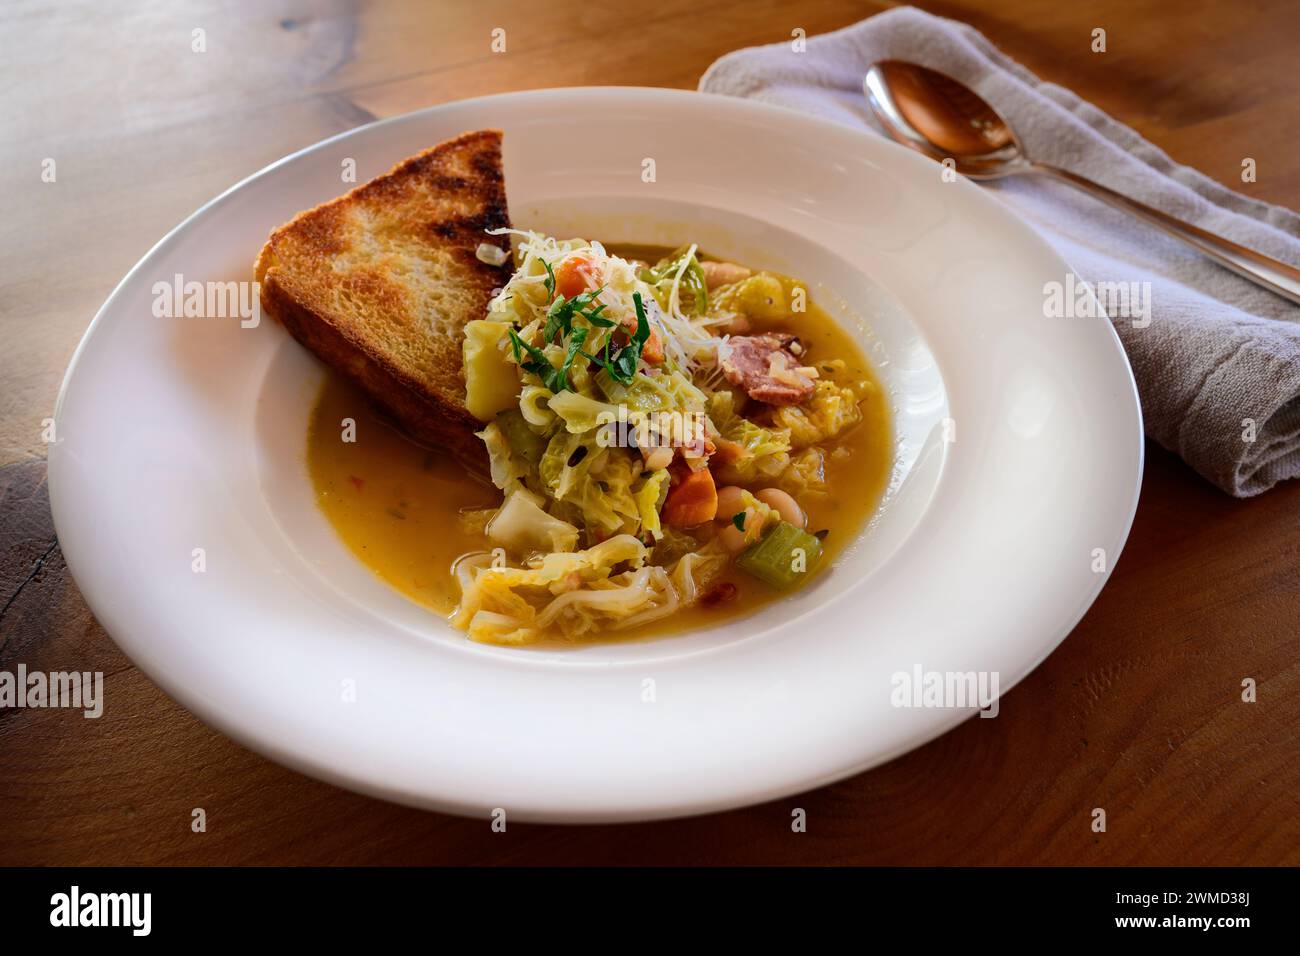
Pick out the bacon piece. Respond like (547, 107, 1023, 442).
(718, 334, 815, 406)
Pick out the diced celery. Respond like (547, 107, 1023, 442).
(735, 521, 823, 589)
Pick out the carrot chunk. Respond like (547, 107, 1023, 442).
(555, 254, 596, 299)
(613, 313, 663, 365)
(662, 467, 718, 527)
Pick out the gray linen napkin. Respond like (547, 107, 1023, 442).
(700, 6, 1300, 496)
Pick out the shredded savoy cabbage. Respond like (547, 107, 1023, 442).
(452, 231, 865, 643)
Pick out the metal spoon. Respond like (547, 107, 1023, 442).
(864, 60, 1300, 306)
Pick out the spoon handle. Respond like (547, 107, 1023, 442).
(1030, 163, 1300, 306)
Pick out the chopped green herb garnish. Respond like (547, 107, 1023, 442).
(541, 258, 556, 299)
(731, 511, 747, 532)
(632, 291, 650, 343)
(561, 326, 589, 384)
(543, 295, 567, 342)
(584, 292, 652, 386)
(516, 281, 651, 393)
(508, 318, 591, 393)
(508, 328, 567, 393)
(544, 288, 613, 343)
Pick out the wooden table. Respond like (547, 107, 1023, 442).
(2, 0, 1296, 866)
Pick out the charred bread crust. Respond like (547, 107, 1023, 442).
(253, 130, 512, 471)
(259, 272, 489, 471)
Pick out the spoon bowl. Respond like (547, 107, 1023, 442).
(864, 60, 1028, 179)
(863, 59, 1300, 304)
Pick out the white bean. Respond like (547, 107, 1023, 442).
(715, 485, 747, 518)
(718, 509, 758, 553)
(756, 487, 805, 527)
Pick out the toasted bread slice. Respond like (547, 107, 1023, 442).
(254, 129, 512, 469)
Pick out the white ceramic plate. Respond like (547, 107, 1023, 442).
(50, 88, 1142, 822)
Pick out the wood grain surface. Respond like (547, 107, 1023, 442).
(1, 0, 1297, 866)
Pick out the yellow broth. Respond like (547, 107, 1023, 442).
(306, 261, 892, 643)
